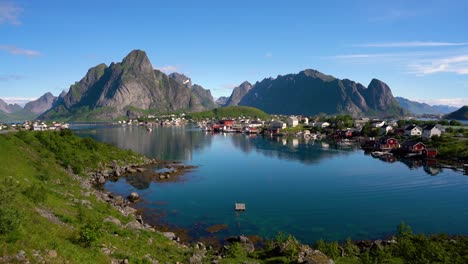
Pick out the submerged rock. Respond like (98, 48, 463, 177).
(128, 192, 140, 202)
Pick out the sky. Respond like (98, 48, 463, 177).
(1, 0, 468, 107)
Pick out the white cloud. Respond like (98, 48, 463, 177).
(155, 65, 178, 73)
(265, 52, 273, 59)
(357, 42, 468, 48)
(413, 98, 468, 107)
(409, 55, 468, 75)
(0, 45, 41, 56)
(0, 1, 21, 25)
(1, 97, 36, 105)
(0, 74, 23, 81)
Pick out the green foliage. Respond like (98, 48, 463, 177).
(14, 130, 143, 174)
(23, 184, 48, 203)
(186, 106, 270, 120)
(224, 242, 248, 258)
(396, 222, 413, 239)
(77, 221, 101, 247)
(316, 239, 341, 260)
(0, 178, 23, 235)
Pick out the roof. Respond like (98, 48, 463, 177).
(401, 139, 426, 147)
(423, 124, 439, 131)
(405, 124, 422, 131)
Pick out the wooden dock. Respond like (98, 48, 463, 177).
(235, 203, 246, 211)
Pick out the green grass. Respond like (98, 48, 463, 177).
(186, 106, 270, 120)
(0, 131, 192, 263)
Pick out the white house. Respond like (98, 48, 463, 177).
(302, 117, 309, 125)
(422, 124, 442, 140)
(269, 120, 286, 130)
(249, 120, 264, 128)
(286, 116, 299, 128)
(380, 124, 393, 135)
(314, 122, 330, 129)
(33, 124, 48, 131)
(404, 124, 422, 136)
(354, 118, 369, 128)
(372, 120, 386, 128)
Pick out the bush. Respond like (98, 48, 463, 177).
(78, 222, 101, 247)
(224, 242, 248, 258)
(23, 184, 48, 203)
(0, 207, 22, 235)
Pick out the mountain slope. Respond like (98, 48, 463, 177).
(215, 96, 228, 106)
(237, 69, 405, 117)
(0, 98, 21, 114)
(24, 92, 58, 114)
(225, 81, 252, 106)
(446, 106, 468, 120)
(396, 97, 457, 115)
(40, 50, 216, 120)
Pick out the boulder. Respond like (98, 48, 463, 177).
(162, 232, 177, 240)
(128, 192, 140, 202)
(103, 216, 122, 226)
(225, 236, 255, 253)
(298, 246, 335, 264)
(136, 168, 146, 172)
(113, 195, 124, 206)
(98, 176, 106, 184)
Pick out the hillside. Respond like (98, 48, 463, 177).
(230, 69, 405, 117)
(186, 106, 270, 120)
(40, 50, 216, 121)
(446, 106, 468, 120)
(396, 97, 457, 115)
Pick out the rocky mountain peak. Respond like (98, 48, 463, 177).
(224, 81, 253, 106)
(24, 92, 58, 114)
(121, 49, 153, 73)
(169, 72, 192, 88)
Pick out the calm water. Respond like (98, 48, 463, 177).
(74, 124, 468, 244)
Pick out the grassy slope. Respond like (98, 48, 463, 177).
(0, 131, 193, 263)
(186, 106, 270, 120)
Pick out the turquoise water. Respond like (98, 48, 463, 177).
(75, 125, 468, 244)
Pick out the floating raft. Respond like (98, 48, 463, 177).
(235, 203, 246, 211)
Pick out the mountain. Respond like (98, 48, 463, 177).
(236, 69, 405, 117)
(215, 96, 228, 106)
(445, 106, 468, 120)
(225, 81, 252, 106)
(396, 97, 457, 115)
(169, 72, 192, 88)
(190, 84, 217, 109)
(41, 50, 216, 120)
(24, 92, 58, 114)
(0, 98, 21, 114)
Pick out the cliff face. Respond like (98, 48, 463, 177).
(41, 50, 216, 120)
(225, 81, 252, 106)
(235, 69, 405, 117)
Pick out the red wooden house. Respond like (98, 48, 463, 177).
(375, 137, 399, 150)
(401, 140, 426, 153)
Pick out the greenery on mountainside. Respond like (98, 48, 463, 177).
(0, 131, 192, 263)
(186, 106, 270, 120)
(0, 109, 38, 122)
(445, 106, 468, 120)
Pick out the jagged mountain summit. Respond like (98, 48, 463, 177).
(446, 106, 468, 120)
(0, 98, 21, 114)
(234, 69, 405, 117)
(41, 50, 216, 120)
(215, 96, 228, 106)
(224, 81, 252, 106)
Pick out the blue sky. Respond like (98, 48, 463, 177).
(1, 0, 467, 107)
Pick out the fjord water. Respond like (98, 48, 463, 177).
(74, 124, 468, 244)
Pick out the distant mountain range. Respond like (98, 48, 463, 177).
(40, 50, 216, 120)
(446, 106, 468, 120)
(223, 69, 405, 117)
(395, 97, 457, 115)
(0, 49, 463, 121)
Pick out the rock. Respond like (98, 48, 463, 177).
(98, 176, 106, 184)
(225, 236, 255, 253)
(124, 259, 129, 264)
(162, 232, 177, 240)
(47, 250, 58, 258)
(113, 196, 124, 206)
(125, 220, 143, 230)
(128, 192, 140, 202)
(115, 170, 121, 177)
(159, 175, 166, 179)
(104, 216, 122, 226)
(298, 246, 334, 264)
(102, 248, 112, 255)
(136, 168, 146, 172)
(127, 168, 137, 173)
